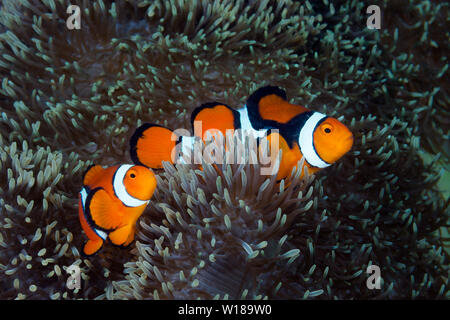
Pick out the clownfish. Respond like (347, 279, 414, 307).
(244, 86, 354, 178)
(129, 86, 353, 180)
(78, 164, 157, 256)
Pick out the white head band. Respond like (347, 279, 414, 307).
(113, 164, 149, 207)
(298, 112, 331, 169)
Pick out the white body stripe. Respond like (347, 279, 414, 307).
(176, 106, 268, 164)
(94, 228, 108, 240)
(238, 106, 268, 139)
(80, 187, 107, 240)
(298, 112, 330, 168)
(80, 187, 88, 211)
(113, 164, 149, 207)
(177, 136, 196, 164)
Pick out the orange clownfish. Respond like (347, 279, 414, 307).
(244, 86, 354, 178)
(129, 86, 353, 180)
(78, 164, 157, 256)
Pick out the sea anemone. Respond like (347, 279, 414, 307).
(107, 155, 317, 299)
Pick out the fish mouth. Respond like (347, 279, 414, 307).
(341, 134, 354, 153)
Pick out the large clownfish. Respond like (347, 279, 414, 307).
(129, 86, 353, 180)
(78, 164, 157, 256)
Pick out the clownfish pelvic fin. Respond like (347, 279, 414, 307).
(83, 238, 104, 256)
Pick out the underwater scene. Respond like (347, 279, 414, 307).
(0, 0, 448, 301)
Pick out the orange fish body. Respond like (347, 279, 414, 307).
(78, 164, 157, 256)
(130, 86, 353, 181)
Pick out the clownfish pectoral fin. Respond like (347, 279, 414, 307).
(82, 164, 105, 186)
(108, 224, 133, 247)
(191, 102, 241, 140)
(88, 188, 122, 231)
(130, 124, 178, 169)
(124, 226, 136, 247)
(246, 86, 308, 127)
(263, 131, 302, 181)
(83, 239, 104, 256)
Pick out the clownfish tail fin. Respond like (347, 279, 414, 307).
(130, 123, 179, 169)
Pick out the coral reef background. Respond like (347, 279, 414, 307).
(0, 0, 448, 299)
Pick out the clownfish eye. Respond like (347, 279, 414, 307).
(130, 173, 136, 178)
(322, 124, 333, 134)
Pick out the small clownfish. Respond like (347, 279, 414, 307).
(78, 164, 157, 256)
(129, 86, 353, 180)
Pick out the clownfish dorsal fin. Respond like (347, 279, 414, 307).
(83, 164, 105, 186)
(130, 123, 178, 169)
(246, 86, 309, 129)
(190, 102, 241, 140)
(88, 188, 122, 231)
